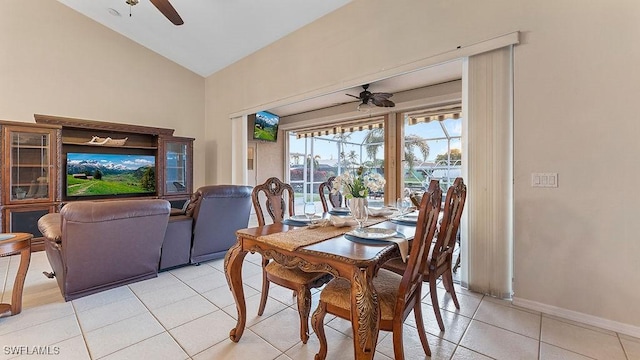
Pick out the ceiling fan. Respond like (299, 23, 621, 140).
(346, 84, 395, 110)
(125, 0, 184, 26)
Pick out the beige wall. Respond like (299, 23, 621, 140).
(206, 0, 640, 331)
(0, 0, 206, 188)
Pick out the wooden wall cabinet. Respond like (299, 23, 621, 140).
(0, 115, 194, 252)
(0, 122, 61, 251)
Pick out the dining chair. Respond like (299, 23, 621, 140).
(311, 180, 442, 360)
(252, 177, 332, 344)
(318, 176, 343, 212)
(382, 177, 467, 331)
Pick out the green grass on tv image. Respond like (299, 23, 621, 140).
(67, 172, 153, 196)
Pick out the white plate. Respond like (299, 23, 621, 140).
(396, 213, 419, 223)
(0, 234, 16, 241)
(290, 215, 322, 223)
(347, 228, 397, 239)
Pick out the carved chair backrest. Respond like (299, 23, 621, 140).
(318, 176, 343, 212)
(429, 177, 467, 273)
(251, 177, 295, 227)
(396, 180, 441, 310)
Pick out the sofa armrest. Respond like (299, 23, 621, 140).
(38, 213, 63, 243)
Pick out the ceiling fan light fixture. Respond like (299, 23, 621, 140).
(357, 101, 374, 112)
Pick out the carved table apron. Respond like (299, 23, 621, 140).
(225, 222, 416, 360)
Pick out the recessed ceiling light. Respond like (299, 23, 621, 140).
(108, 8, 121, 17)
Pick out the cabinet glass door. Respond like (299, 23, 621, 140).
(9, 130, 53, 202)
(165, 141, 188, 194)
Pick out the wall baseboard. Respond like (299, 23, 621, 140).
(512, 297, 640, 338)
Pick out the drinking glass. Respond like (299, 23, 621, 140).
(396, 197, 409, 215)
(304, 202, 316, 221)
(349, 198, 368, 229)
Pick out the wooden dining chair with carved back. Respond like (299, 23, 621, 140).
(382, 177, 467, 331)
(318, 176, 343, 213)
(311, 180, 442, 360)
(252, 177, 332, 344)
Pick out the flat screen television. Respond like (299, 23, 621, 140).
(253, 111, 279, 142)
(66, 152, 156, 198)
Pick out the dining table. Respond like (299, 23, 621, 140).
(224, 215, 417, 360)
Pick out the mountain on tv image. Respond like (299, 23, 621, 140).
(66, 153, 156, 197)
(253, 111, 279, 142)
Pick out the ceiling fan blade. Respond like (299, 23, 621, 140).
(149, 0, 184, 25)
(371, 98, 395, 107)
(345, 94, 361, 99)
(371, 92, 393, 99)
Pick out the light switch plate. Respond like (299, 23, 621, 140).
(532, 173, 558, 188)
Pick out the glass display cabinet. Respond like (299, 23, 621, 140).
(160, 136, 194, 198)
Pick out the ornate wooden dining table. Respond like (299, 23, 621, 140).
(224, 219, 416, 360)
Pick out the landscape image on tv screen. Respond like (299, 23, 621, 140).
(253, 111, 279, 142)
(66, 153, 156, 197)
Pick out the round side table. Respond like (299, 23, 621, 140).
(0, 233, 32, 316)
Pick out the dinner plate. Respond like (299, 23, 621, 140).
(330, 207, 350, 214)
(289, 215, 322, 223)
(0, 234, 16, 241)
(346, 228, 397, 240)
(397, 212, 419, 223)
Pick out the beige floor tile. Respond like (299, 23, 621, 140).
(425, 288, 482, 319)
(134, 281, 198, 310)
(205, 258, 226, 272)
(482, 296, 541, 315)
(169, 263, 219, 281)
(473, 298, 541, 339)
(221, 292, 289, 328)
(181, 269, 229, 294)
(200, 282, 258, 309)
(404, 301, 472, 343)
(127, 272, 183, 295)
(250, 307, 306, 351)
(169, 310, 238, 356)
(621, 335, 640, 360)
(0, 299, 74, 336)
(0, 314, 81, 360)
(100, 332, 189, 360)
(242, 271, 268, 293)
(539, 342, 593, 360)
(274, 354, 294, 360)
(151, 294, 218, 329)
(76, 296, 148, 332)
(192, 329, 281, 360)
(543, 313, 617, 336)
(71, 286, 137, 313)
(285, 324, 357, 360)
(541, 316, 626, 360)
(12, 335, 90, 360)
(451, 346, 494, 359)
(376, 323, 457, 359)
(84, 312, 164, 359)
(460, 320, 539, 360)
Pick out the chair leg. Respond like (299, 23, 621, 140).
(444, 269, 461, 309)
(392, 318, 406, 360)
(296, 287, 311, 344)
(413, 298, 431, 357)
(257, 258, 270, 316)
(312, 302, 328, 360)
(430, 280, 445, 331)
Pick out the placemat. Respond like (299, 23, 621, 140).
(256, 216, 388, 251)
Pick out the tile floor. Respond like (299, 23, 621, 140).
(1, 251, 638, 360)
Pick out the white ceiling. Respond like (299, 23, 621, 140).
(56, 0, 462, 116)
(56, 0, 352, 77)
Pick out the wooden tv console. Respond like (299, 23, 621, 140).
(0, 114, 194, 251)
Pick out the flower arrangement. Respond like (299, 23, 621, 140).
(331, 166, 386, 199)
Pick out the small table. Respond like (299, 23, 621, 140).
(0, 233, 32, 316)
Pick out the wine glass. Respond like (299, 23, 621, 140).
(349, 198, 368, 230)
(396, 197, 409, 216)
(304, 202, 316, 222)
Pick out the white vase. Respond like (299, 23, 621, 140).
(348, 197, 368, 228)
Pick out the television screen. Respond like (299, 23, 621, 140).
(66, 153, 156, 197)
(253, 111, 279, 142)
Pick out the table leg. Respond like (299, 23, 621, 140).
(350, 268, 380, 360)
(10, 245, 31, 315)
(224, 242, 248, 342)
